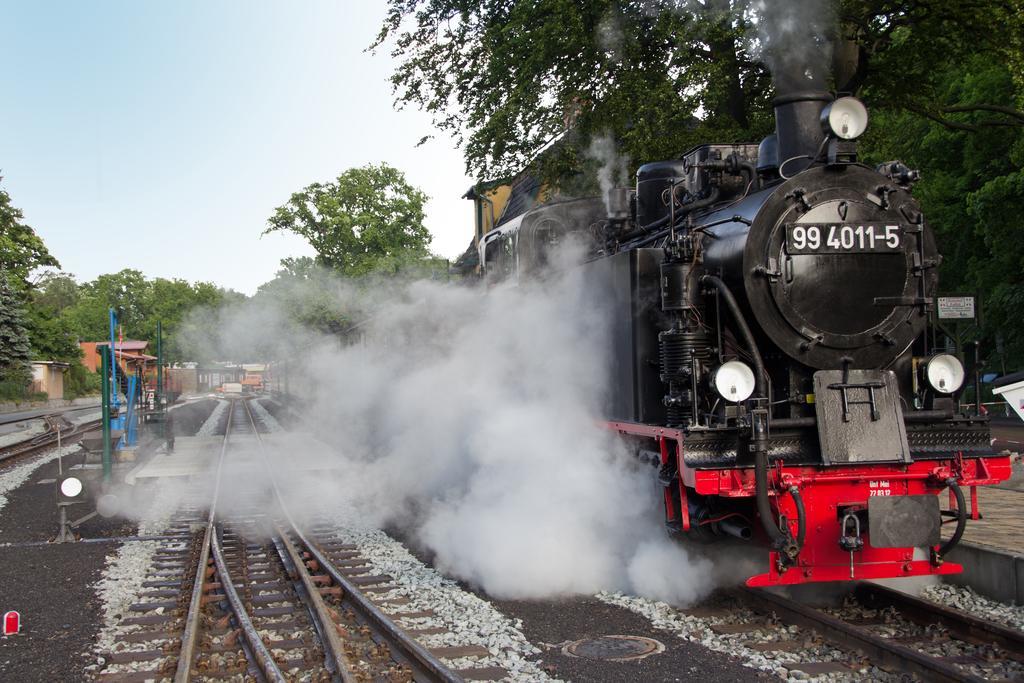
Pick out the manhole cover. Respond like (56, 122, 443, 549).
(564, 635, 665, 661)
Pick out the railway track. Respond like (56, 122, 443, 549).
(96, 399, 505, 681)
(734, 583, 1024, 681)
(0, 413, 102, 466)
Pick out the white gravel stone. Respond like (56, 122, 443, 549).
(323, 521, 558, 682)
(93, 538, 163, 653)
(0, 443, 82, 515)
(249, 399, 282, 432)
(93, 479, 195, 656)
(196, 399, 229, 437)
(923, 583, 1024, 632)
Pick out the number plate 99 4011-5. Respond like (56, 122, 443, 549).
(786, 223, 904, 254)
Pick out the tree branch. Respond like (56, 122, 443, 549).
(941, 104, 1024, 123)
(908, 104, 1024, 131)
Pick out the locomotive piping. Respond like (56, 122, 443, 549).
(699, 275, 766, 398)
(621, 186, 722, 242)
(699, 274, 799, 553)
(754, 439, 790, 549)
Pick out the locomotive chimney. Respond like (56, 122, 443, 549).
(773, 89, 832, 177)
(762, 0, 836, 176)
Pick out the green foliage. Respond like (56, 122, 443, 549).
(0, 177, 59, 293)
(55, 268, 240, 361)
(64, 364, 101, 400)
(375, 1, 1016, 184)
(375, 1, 769, 182)
(254, 257, 351, 336)
(861, 53, 1024, 368)
(0, 274, 32, 399)
(264, 163, 433, 276)
(26, 271, 83, 363)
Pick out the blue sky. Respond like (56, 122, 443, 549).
(0, 1, 473, 294)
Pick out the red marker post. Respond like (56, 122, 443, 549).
(3, 610, 21, 636)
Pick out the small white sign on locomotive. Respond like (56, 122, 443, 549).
(936, 296, 976, 320)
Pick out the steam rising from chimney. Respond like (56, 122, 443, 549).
(748, 0, 836, 94)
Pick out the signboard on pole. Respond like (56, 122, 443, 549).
(937, 296, 976, 320)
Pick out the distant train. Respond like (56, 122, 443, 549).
(471, 86, 1011, 585)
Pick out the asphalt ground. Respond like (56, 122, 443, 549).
(489, 596, 766, 682)
(0, 398, 219, 682)
(387, 527, 763, 683)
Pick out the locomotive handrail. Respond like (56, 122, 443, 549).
(769, 407, 961, 430)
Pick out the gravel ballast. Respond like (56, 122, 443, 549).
(195, 399, 228, 437)
(597, 591, 898, 682)
(922, 583, 1024, 632)
(328, 524, 557, 681)
(249, 398, 282, 432)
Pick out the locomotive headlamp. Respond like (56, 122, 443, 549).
(923, 353, 965, 394)
(821, 97, 869, 140)
(712, 361, 756, 402)
(59, 476, 84, 499)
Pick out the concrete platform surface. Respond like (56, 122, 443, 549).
(125, 436, 222, 483)
(942, 458, 1024, 604)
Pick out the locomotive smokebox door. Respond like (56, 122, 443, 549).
(867, 495, 941, 548)
(812, 369, 911, 465)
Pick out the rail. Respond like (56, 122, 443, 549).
(174, 399, 286, 682)
(741, 585, 1020, 683)
(239, 398, 464, 683)
(0, 416, 102, 465)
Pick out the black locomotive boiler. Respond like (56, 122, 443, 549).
(476, 83, 1011, 585)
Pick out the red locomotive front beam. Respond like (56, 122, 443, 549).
(603, 419, 1013, 586)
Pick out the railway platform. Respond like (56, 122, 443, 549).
(124, 431, 340, 484)
(943, 419, 1024, 603)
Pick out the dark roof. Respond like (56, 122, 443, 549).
(451, 239, 480, 274)
(495, 175, 542, 227)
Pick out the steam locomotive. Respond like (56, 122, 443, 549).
(475, 89, 1012, 586)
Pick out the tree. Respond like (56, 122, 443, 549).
(254, 256, 353, 337)
(64, 269, 151, 343)
(374, 0, 1019, 183)
(862, 55, 1024, 368)
(51, 269, 240, 363)
(25, 271, 82, 362)
(0, 177, 59, 292)
(32, 271, 80, 313)
(0, 275, 33, 400)
(264, 164, 432, 276)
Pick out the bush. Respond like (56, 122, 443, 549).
(64, 363, 101, 400)
(0, 378, 28, 402)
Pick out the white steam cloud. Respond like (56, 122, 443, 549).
(747, 0, 835, 92)
(587, 133, 629, 214)
(176, 255, 726, 605)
